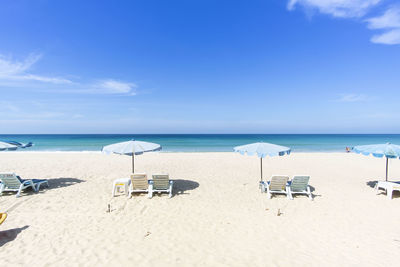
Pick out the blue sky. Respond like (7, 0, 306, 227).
(1, 0, 400, 134)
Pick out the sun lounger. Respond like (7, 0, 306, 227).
(129, 173, 151, 198)
(287, 175, 313, 200)
(150, 174, 173, 198)
(375, 181, 400, 199)
(260, 175, 289, 199)
(0, 173, 49, 198)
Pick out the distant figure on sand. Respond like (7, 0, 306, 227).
(345, 147, 351, 153)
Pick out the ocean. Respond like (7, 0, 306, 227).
(1, 134, 400, 152)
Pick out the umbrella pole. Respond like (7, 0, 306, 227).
(132, 153, 135, 174)
(386, 157, 389, 182)
(260, 157, 263, 183)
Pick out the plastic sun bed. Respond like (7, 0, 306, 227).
(287, 175, 313, 200)
(129, 173, 152, 198)
(260, 175, 289, 199)
(0, 173, 49, 198)
(150, 174, 173, 198)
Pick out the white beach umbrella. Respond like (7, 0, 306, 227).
(234, 142, 291, 184)
(0, 141, 18, 151)
(102, 140, 162, 173)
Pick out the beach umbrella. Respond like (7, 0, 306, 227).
(234, 142, 291, 183)
(353, 143, 400, 181)
(102, 140, 162, 173)
(0, 141, 18, 151)
(3, 141, 33, 148)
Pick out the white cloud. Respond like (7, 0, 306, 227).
(366, 6, 400, 45)
(0, 53, 138, 95)
(366, 6, 400, 29)
(287, 1, 400, 45)
(338, 94, 368, 102)
(0, 54, 72, 84)
(287, 0, 381, 18)
(371, 29, 400, 44)
(96, 79, 137, 94)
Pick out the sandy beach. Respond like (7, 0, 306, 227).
(1, 152, 400, 266)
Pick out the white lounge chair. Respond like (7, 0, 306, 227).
(150, 174, 173, 198)
(0, 173, 49, 198)
(260, 175, 289, 199)
(287, 175, 313, 200)
(129, 173, 151, 198)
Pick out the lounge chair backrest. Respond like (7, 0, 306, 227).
(131, 173, 148, 190)
(0, 173, 22, 189)
(269, 176, 289, 191)
(290, 176, 310, 192)
(152, 174, 169, 190)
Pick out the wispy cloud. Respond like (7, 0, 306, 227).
(366, 6, 400, 44)
(337, 93, 368, 102)
(0, 54, 72, 84)
(0, 53, 137, 95)
(287, 0, 381, 18)
(287, 1, 400, 45)
(95, 79, 137, 94)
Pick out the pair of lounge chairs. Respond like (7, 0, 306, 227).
(0, 173, 49, 198)
(129, 173, 173, 198)
(260, 175, 313, 200)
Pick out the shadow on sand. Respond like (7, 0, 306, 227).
(308, 185, 322, 199)
(366, 180, 378, 189)
(173, 179, 199, 196)
(47, 177, 85, 189)
(0, 225, 29, 247)
(0, 177, 84, 197)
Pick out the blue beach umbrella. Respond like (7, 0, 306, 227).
(4, 141, 33, 148)
(234, 142, 291, 183)
(102, 140, 162, 173)
(352, 143, 400, 181)
(0, 141, 18, 151)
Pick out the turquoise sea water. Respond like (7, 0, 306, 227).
(1, 134, 400, 152)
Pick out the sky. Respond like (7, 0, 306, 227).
(1, 0, 400, 134)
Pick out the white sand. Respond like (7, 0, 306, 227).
(1, 152, 400, 266)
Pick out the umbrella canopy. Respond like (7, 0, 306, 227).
(0, 141, 18, 151)
(353, 143, 400, 181)
(3, 141, 33, 148)
(102, 140, 162, 173)
(234, 142, 291, 184)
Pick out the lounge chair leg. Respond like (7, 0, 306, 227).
(307, 186, 313, 200)
(125, 183, 129, 196)
(148, 184, 153, 199)
(169, 181, 173, 198)
(16, 184, 23, 198)
(388, 190, 393, 199)
(286, 187, 292, 200)
(261, 183, 266, 193)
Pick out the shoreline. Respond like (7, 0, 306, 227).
(0, 150, 349, 154)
